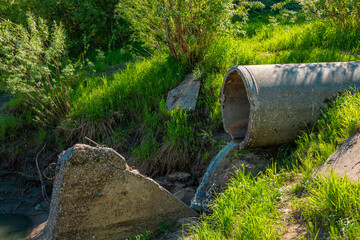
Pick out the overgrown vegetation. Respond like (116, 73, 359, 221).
(192, 89, 360, 239)
(118, 0, 247, 65)
(2, 0, 360, 238)
(0, 14, 72, 126)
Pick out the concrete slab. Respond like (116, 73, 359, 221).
(39, 144, 198, 240)
(166, 72, 202, 111)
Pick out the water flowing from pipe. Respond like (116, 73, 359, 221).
(190, 141, 238, 211)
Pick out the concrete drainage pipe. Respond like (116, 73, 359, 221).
(222, 62, 360, 149)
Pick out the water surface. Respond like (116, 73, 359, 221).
(0, 214, 33, 240)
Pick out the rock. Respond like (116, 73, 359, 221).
(172, 182, 186, 193)
(173, 188, 195, 206)
(317, 132, 360, 181)
(168, 172, 191, 182)
(41, 144, 197, 240)
(166, 72, 202, 111)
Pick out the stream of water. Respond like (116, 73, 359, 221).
(0, 214, 33, 240)
(190, 140, 238, 211)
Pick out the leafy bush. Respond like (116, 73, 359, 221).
(301, 0, 360, 30)
(0, 15, 72, 126)
(0, 0, 29, 25)
(0, 0, 131, 55)
(118, 0, 245, 65)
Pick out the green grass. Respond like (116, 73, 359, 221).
(191, 166, 285, 239)
(2, 6, 360, 239)
(192, 90, 360, 239)
(294, 173, 360, 239)
(295, 90, 360, 178)
(0, 114, 23, 141)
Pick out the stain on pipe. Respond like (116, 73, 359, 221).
(222, 62, 360, 149)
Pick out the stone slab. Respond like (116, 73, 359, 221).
(317, 132, 360, 181)
(41, 144, 198, 240)
(166, 72, 202, 111)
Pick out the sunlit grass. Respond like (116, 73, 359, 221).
(191, 166, 285, 239)
(192, 90, 360, 239)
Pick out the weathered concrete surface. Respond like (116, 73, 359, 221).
(318, 132, 360, 181)
(222, 62, 360, 149)
(41, 144, 197, 240)
(166, 72, 202, 111)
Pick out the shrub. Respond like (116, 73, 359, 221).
(117, 0, 246, 65)
(301, 0, 360, 30)
(0, 0, 131, 55)
(0, 14, 72, 126)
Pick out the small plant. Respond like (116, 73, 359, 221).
(154, 107, 196, 174)
(0, 14, 73, 126)
(127, 229, 154, 240)
(158, 221, 170, 233)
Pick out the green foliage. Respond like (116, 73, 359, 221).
(127, 229, 154, 240)
(294, 173, 360, 238)
(165, 108, 194, 153)
(0, 0, 29, 24)
(0, 0, 131, 55)
(62, 54, 187, 145)
(301, 0, 360, 30)
(0, 15, 72, 126)
(295, 90, 360, 178)
(0, 114, 23, 141)
(191, 168, 283, 239)
(118, 0, 245, 65)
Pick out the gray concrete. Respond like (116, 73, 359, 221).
(222, 62, 360, 149)
(40, 144, 197, 240)
(317, 132, 360, 181)
(166, 72, 202, 111)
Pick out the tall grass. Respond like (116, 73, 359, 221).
(191, 167, 284, 239)
(60, 53, 195, 173)
(295, 90, 360, 178)
(295, 173, 360, 239)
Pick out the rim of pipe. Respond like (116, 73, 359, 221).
(221, 66, 259, 149)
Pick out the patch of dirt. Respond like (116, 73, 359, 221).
(279, 176, 307, 240)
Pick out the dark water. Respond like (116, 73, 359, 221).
(191, 141, 238, 210)
(0, 214, 33, 240)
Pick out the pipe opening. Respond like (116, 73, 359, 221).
(222, 70, 250, 140)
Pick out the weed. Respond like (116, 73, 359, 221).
(127, 229, 154, 240)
